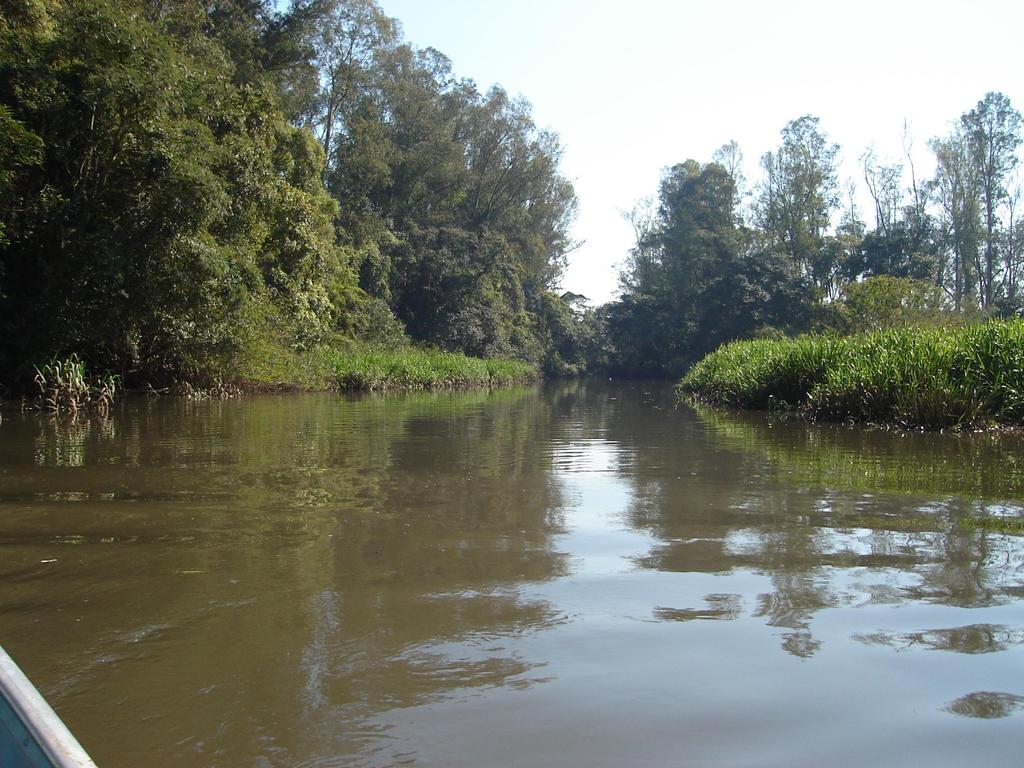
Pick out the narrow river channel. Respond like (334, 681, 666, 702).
(2, 381, 1023, 766)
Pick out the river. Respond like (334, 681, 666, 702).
(1, 381, 1023, 766)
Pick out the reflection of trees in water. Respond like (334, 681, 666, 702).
(653, 593, 743, 622)
(601, 391, 1024, 659)
(2, 389, 571, 766)
(855, 624, 1024, 654)
(692, 404, 1024, 501)
(945, 691, 1024, 718)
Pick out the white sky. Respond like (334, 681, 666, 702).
(378, 0, 1024, 304)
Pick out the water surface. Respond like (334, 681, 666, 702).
(1, 382, 1023, 766)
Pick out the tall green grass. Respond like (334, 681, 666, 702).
(679, 320, 1024, 429)
(316, 347, 537, 391)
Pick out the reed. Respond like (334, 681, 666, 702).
(33, 354, 119, 414)
(679, 319, 1024, 429)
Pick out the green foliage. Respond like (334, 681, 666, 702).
(348, 296, 409, 349)
(0, 0, 583, 390)
(5, 2, 1024, 393)
(319, 346, 537, 391)
(826, 275, 951, 333)
(0, 104, 43, 247)
(532, 291, 604, 376)
(803, 329, 975, 428)
(846, 217, 938, 284)
(678, 335, 847, 410)
(320, 31, 578, 361)
(754, 115, 841, 295)
(951, 320, 1024, 421)
(609, 94, 1024, 381)
(605, 159, 812, 377)
(929, 92, 1023, 312)
(680, 319, 1024, 429)
(0, 0, 365, 386)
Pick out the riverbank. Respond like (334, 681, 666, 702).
(202, 344, 537, 394)
(195, 346, 536, 397)
(4, 345, 538, 410)
(314, 346, 537, 391)
(678, 320, 1024, 430)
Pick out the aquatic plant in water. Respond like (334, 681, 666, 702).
(32, 354, 119, 414)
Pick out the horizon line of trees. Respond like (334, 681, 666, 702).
(0, 0, 586, 389)
(4, 2, 1019, 387)
(597, 92, 1024, 377)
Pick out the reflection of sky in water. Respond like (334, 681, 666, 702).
(6, 386, 1024, 767)
(547, 437, 623, 475)
(549, 438, 651, 575)
(539, 424, 1024, 663)
(445, 416, 1024, 766)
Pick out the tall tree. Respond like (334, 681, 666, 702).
(310, 0, 397, 175)
(928, 93, 1022, 311)
(713, 139, 746, 217)
(754, 115, 840, 298)
(609, 158, 812, 376)
(315, 12, 577, 361)
(861, 148, 903, 236)
(1001, 177, 1024, 308)
(931, 127, 982, 310)
(847, 148, 937, 284)
(961, 92, 1022, 308)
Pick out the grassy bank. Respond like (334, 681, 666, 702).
(234, 343, 537, 392)
(7, 345, 537, 407)
(678, 320, 1024, 429)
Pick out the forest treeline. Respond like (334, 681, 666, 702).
(2, 1, 1021, 391)
(603, 94, 1024, 377)
(0, 0, 583, 390)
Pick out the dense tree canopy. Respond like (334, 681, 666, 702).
(0, 0, 580, 387)
(606, 156, 812, 377)
(603, 93, 1024, 378)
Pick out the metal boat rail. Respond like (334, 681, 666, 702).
(0, 644, 97, 768)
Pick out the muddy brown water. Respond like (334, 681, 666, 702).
(1, 381, 1023, 767)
